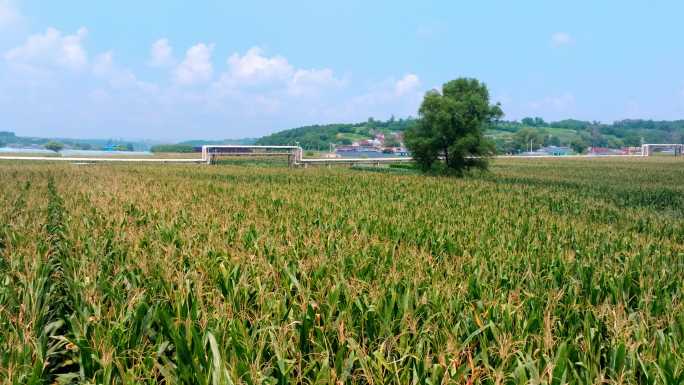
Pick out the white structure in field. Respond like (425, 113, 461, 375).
(200, 144, 414, 167)
(641, 144, 684, 157)
(201, 145, 303, 166)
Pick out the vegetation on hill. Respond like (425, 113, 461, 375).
(256, 117, 417, 150)
(149, 139, 257, 153)
(491, 118, 684, 153)
(0, 131, 146, 151)
(150, 144, 197, 153)
(254, 117, 684, 154)
(1, 158, 683, 383)
(3, 116, 683, 155)
(44, 141, 64, 152)
(178, 138, 258, 147)
(0, 131, 17, 146)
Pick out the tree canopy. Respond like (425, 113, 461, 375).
(150, 144, 196, 153)
(44, 141, 64, 153)
(405, 78, 502, 175)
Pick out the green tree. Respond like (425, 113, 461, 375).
(405, 78, 502, 174)
(0, 139, 5, 148)
(44, 141, 64, 153)
(548, 135, 561, 147)
(623, 132, 642, 147)
(589, 126, 607, 147)
(570, 138, 589, 154)
(150, 144, 195, 153)
(521, 117, 547, 127)
(513, 127, 543, 152)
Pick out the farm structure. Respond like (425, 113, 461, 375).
(641, 143, 684, 156)
(200, 145, 413, 167)
(201, 145, 302, 166)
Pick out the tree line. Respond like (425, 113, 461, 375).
(253, 115, 684, 154)
(405, 78, 684, 174)
(256, 118, 417, 150)
(493, 118, 684, 154)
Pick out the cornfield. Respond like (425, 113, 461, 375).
(1, 158, 683, 384)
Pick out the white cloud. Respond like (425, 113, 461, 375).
(0, 0, 20, 29)
(214, 46, 343, 97)
(289, 68, 345, 95)
(394, 73, 420, 96)
(174, 43, 214, 85)
(551, 32, 574, 48)
(329, 73, 423, 122)
(92, 51, 114, 75)
(355, 74, 423, 105)
(0, 28, 416, 139)
(148, 38, 174, 67)
(5, 27, 88, 70)
(225, 47, 293, 85)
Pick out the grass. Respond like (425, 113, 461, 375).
(0, 157, 683, 384)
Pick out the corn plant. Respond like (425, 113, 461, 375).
(0, 157, 683, 384)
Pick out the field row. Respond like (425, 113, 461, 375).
(1, 158, 683, 384)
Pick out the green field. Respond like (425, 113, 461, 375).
(1, 158, 683, 384)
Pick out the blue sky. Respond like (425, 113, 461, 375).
(1, 0, 683, 140)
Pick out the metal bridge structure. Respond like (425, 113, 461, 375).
(201, 145, 303, 166)
(200, 145, 417, 167)
(641, 144, 684, 157)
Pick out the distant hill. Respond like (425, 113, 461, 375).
(150, 138, 258, 153)
(256, 118, 417, 150)
(178, 138, 257, 147)
(5, 117, 683, 154)
(489, 118, 684, 154)
(255, 117, 684, 153)
(0, 131, 153, 151)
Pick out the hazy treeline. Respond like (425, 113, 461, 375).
(257, 117, 684, 153)
(494, 118, 684, 153)
(4, 117, 684, 153)
(0, 131, 139, 151)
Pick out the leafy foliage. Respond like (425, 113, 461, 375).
(405, 78, 502, 174)
(44, 141, 64, 153)
(178, 138, 258, 147)
(492, 119, 684, 154)
(150, 144, 197, 153)
(256, 118, 417, 150)
(1, 158, 684, 384)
